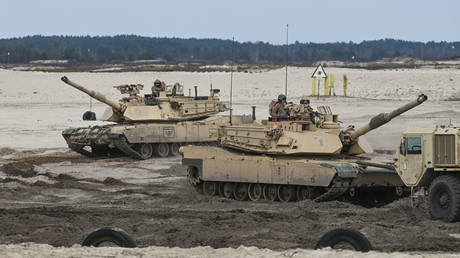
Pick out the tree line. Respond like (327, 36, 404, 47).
(0, 35, 459, 64)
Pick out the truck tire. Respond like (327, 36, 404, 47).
(315, 228, 372, 252)
(82, 227, 136, 247)
(428, 175, 460, 222)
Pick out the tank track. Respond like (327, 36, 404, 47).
(314, 177, 351, 202)
(67, 144, 95, 158)
(63, 126, 219, 160)
(113, 137, 144, 160)
(188, 169, 405, 207)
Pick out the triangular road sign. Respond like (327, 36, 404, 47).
(311, 64, 327, 79)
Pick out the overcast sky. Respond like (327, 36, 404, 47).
(2, 0, 459, 44)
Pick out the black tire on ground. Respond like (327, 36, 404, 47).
(203, 181, 218, 196)
(82, 111, 96, 121)
(82, 227, 136, 248)
(134, 143, 154, 159)
(154, 143, 170, 157)
(248, 183, 263, 201)
(263, 184, 278, 201)
(233, 183, 249, 201)
(315, 228, 372, 252)
(169, 143, 180, 156)
(428, 175, 460, 222)
(278, 185, 296, 202)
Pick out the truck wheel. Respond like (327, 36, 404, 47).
(155, 143, 170, 157)
(82, 227, 136, 247)
(315, 228, 372, 252)
(429, 175, 460, 222)
(134, 143, 153, 159)
(169, 143, 180, 156)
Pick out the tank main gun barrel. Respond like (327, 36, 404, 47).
(61, 76, 123, 112)
(349, 94, 427, 140)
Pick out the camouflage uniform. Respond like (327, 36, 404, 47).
(152, 79, 163, 97)
(271, 94, 289, 118)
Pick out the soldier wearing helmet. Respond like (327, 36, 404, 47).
(270, 94, 289, 118)
(151, 79, 165, 97)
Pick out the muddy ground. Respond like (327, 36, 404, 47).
(0, 149, 459, 252)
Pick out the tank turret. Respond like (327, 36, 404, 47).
(61, 76, 228, 122)
(219, 94, 427, 155)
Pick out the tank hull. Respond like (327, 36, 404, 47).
(181, 146, 408, 206)
(62, 115, 252, 159)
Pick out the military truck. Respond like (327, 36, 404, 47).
(395, 124, 460, 222)
(61, 76, 251, 159)
(181, 95, 427, 206)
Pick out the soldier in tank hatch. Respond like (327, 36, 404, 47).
(270, 94, 289, 118)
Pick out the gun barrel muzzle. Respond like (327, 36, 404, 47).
(350, 94, 427, 140)
(61, 76, 122, 111)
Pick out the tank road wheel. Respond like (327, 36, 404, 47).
(248, 183, 263, 201)
(428, 175, 460, 222)
(263, 184, 279, 201)
(169, 143, 180, 156)
(296, 186, 310, 201)
(297, 186, 322, 201)
(154, 143, 170, 157)
(278, 185, 296, 202)
(233, 183, 249, 201)
(134, 143, 153, 159)
(222, 183, 234, 199)
(203, 181, 218, 196)
(217, 182, 225, 196)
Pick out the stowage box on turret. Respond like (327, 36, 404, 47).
(181, 94, 427, 206)
(61, 76, 252, 159)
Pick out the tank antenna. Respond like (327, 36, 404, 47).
(285, 24, 289, 97)
(230, 36, 235, 125)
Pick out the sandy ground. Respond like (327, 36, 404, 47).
(2, 244, 460, 258)
(0, 67, 460, 256)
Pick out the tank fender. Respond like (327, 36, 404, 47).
(321, 163, 357, 178)
(182, 158, 203, 178)
(62, 128, 76, 136)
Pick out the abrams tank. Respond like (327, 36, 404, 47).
(61, 76, 251, 159)
(181, 94, 427, 206)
